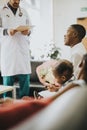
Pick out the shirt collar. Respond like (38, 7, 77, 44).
(7, 2, 17, 15)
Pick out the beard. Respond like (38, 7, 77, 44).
(13, 3, 19, 8)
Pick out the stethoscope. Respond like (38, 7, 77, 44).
(19, 6, 23, 17)
(3, 4, 23, 17)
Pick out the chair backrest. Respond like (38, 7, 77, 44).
(11, 87, 87, 130)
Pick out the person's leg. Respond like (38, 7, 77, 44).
(3, 76, 14, 97)
(18, 74, 30, 98)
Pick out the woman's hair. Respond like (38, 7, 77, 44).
(53, 59, 73, 82)
(71, 24, 86, 41)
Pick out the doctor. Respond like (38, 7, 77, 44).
(0, 0, 32, 98)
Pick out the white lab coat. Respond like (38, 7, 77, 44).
(0, 4, 31, 76)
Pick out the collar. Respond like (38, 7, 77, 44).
(72, 42, 82, 49)
(7, 2, 17, 15)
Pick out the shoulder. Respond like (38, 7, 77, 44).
(39, 59, 58, 69)
(2, 4, 9, 11)
(20, 7, 28, 15)
(73, 43, 86, 51)
(72, 79, 86, 87)
(0, 5, 9, 15)
(71, 43, 86, 58)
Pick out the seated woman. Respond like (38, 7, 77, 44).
(0, 54, 87, 130)
(51, 53, 87, 101)
(35, 59, 73, 98)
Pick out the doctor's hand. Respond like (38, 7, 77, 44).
(21, 30, 30, 35)
(8, 29, 17, 36)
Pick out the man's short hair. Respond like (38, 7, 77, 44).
(71, 24, 86, 41)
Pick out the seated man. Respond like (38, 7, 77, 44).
(35, 59, 73, 98)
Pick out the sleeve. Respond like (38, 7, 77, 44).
(71, 53, 81, 69)
(0, 10, 8, 36)
(25, 9, 34, 35)
(21, 8, 32, 26)
(0, 13, 3, 36)
(26, 12, 32, 27)
(71, 53, 82, 78)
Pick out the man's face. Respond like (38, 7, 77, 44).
(64, 26, 77, 47)
(10, 0, 20, 8)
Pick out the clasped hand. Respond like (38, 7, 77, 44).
(46, 83, 61, 92)
(9, 29, 30, 36)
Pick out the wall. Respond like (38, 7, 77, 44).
(40, 0, 53, 44)
(77, 17, 87, 50)
(20, 0, 53, 60)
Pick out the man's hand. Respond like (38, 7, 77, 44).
(8, 29, 17, 36)
(21, 30, 30, 35)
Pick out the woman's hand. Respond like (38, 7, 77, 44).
(47, 84, 61, 92)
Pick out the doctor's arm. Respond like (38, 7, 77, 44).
(22, 11, 32, 36)
(0, 15, 8, 36)
(21, 30, 31, 36)
(0, 15, 17, 36)
(8, 29, 18, 36)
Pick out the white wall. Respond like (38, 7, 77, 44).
(21, 0, 53, 60)
(53, 0, 87, 60)
(40, 0, 53, 44)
